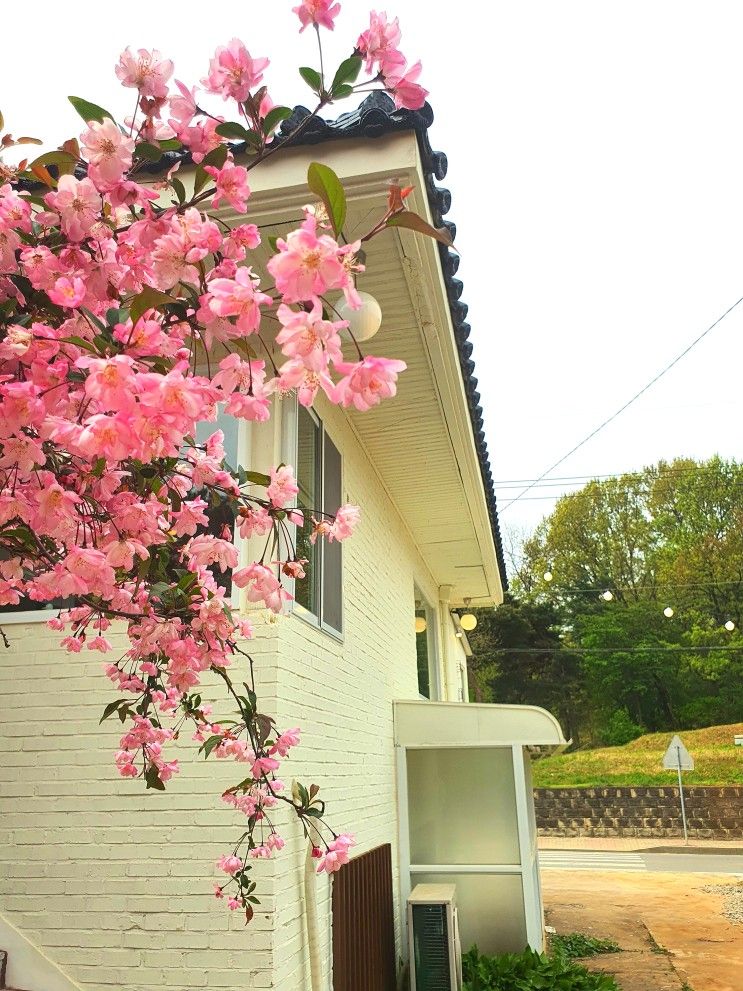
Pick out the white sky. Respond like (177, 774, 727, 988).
(3, 1, 743, 539)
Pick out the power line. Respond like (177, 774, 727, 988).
(494, 463, 743, 489)
(500, 294, 743, 511)
(545, 580, 743, 593)
(486, 645, 742, 654)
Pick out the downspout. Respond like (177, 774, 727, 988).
(438, 585, 453, 701)
(304, 838, 323, 991)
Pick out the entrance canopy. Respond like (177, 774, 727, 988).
(394, 700, 569, 752)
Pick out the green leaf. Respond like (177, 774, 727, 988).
(68, 96, 115, 125)
(106, 307, 128, 327)
(262, 105, 292, 135)
(134, 141, 165, 162)
(129, 286, 175, 325)
(144, 765, 166, 791)
(199, 735, 224, 759)
(331, 56, 362, 94)
(299, 66, 323, 93)
(243, 470, 271, 487)
(307, 162, 346, 236)
(157, 138, 182, 152)
(29, 150, 78, 175)
(171, 176, 187, 204)
(386, 210, 454, 247)
(59, 335, 99, 354)
(331, 84, 354, 100)
(193, 143, 229, 194)
(215, 121, 253, 142)
(100, 699, 126, 724)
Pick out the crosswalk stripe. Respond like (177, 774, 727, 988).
(539, 852, 646, 872)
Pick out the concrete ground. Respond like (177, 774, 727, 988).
(543, 869, 743, 991)
(539, 836, 743, 852)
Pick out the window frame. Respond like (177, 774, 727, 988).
(284, 400, 344, 641)
(414, 587, 441, 701)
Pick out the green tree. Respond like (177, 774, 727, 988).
(467, 596, 584, 744)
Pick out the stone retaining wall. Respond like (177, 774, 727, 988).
(534, 786, 743, 839)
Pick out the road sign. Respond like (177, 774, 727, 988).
(735, 735, 743, 747)
(662, 735, 693, 844)
(662, 735, 694, 771)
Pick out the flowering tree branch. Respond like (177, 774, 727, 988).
(0, 3, 441, 923)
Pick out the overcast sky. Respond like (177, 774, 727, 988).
(3, 1, 742, 542)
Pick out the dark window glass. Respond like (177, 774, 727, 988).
(416, 610, 431, 698)
(322, 431, 343, 632)
(295, 406, 321, 617)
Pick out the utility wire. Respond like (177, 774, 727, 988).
(500, 294, 743, 511)
(485, 645, 741, 654)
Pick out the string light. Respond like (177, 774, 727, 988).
(459, 598, 477, 631)
(601, 590, 614, 601)
(664, 607, 675, 618)
(543, 570, 553, 582)
(725, 620, 736, 631)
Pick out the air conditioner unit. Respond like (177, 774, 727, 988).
(407, 883, 462, 991)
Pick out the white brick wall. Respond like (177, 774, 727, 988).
(0, 398, 447, 991)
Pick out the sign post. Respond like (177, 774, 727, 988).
(662, 735, 694, 845)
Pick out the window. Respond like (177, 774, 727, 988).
(414, 589, 440, 699)
(195, 407, 242, 601)
(293, 405, 343, 635)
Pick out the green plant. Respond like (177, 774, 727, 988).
(550, 932, 621, 959)
(462, 945, 621, 991)
(600, 709, 645, 747)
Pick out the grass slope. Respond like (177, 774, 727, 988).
(532, 723, 743, 787)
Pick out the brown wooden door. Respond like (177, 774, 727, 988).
(332, 843, 397, 991)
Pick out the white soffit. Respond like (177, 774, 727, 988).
(394, 700, 568, 751)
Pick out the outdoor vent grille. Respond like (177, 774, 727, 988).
(332, 843, 396, 991)
(412, 903, 452, 991)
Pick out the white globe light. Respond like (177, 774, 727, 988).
(460, 612, 477, 631)
(602, 590, 613, 602)
(664, 607, 674, 618)
(414, 615, 427, 634)
(543, 571, 553, 583)
(336, 291, 383, 342)
(725, 620, 735, 632)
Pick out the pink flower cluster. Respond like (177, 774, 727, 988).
(0, 5, 429, 920)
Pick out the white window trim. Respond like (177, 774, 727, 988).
(0, 605, 64, 625)
(282, 399, 344, 641)
(415, 587, 441, 701)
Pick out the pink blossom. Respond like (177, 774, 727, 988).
(332, 356, 407, 411)
(271, 727, 300, 757)
(357, 11, 402, 73)
(267, 213, 358, 304)
(293, 0, 341, 32)
(275, 300, 344, 370)
(237, 506, 273, 539)
(329, 504, 360, 542)
(277, 358, 337, 408)
(116, 47, 174, 99)
(266, 465, 298, 509)
(44, 175, 100, 242)
(81, 119, 135, 188)
(217, 854, 243, 875)
(169, 80, 198, 127)
(204, 158, 250, 212)
(48, 276, 86, 309)
(383, 60, 428, 111)
(266, 832, 285, 851)
(206, 267, 271, 334)
(232, 563, 291, 613)
(203, 40, 269, 102)
(316, 833, 356, 874)
(184, 534, 238, 573)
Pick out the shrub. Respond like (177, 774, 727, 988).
(600, 709, 645, 747)
(550, 932, 621, 959)
(462, 945, 621, 991)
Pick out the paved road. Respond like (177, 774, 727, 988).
(539, 849, 743, 874)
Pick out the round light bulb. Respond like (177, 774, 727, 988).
(725, 620, 735, 632)
(414, 615, 427, 634)
(336, 291, 383, 343)
(664, 607, 674, 618)
(543, 571, 553, 583)
(460, 612, 477, 632)
(602, 590, 613, 602)
(455, 630, 463, 638)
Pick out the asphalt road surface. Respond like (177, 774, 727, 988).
(539, 849, 743, 874)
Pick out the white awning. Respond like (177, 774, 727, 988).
(394, 700, 568, 752)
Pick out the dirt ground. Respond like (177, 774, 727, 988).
(542, 870, 743, 991)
